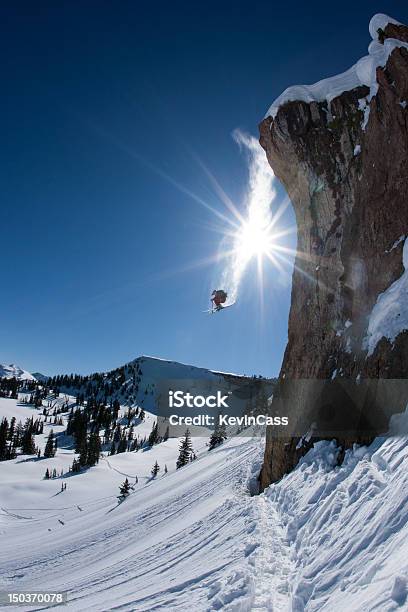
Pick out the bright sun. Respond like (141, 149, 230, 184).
(236, 216, 275, 262)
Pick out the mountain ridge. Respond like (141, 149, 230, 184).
(0, 363, 36, 381)
(43, 355, 275, 417)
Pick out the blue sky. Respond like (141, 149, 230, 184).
(1, 1, 406, 377)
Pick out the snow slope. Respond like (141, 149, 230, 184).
(1, 398, 408, 610)
(265, 14, 408, 119)
(0, 395, 209, 509)
(266, 435, 408, 611)
(364, 238, 408, 356)
(0, 397, 263, 611)
(0, 364, 35, 381)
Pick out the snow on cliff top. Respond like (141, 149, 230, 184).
(265, 14, 406, 119)
(0, 363, 35, 380)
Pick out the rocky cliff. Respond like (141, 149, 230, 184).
(259, 14, 408, 489)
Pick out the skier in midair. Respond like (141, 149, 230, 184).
(211, 289, 228, 312)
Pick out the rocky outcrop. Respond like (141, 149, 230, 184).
(259, 18, 408, 489)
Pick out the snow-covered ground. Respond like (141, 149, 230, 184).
(0, 397, 262, 611)
(1, 397, 408, 611)
(267, 435, 408, 611)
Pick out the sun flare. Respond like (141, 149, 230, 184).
(236, 216, 275, 262)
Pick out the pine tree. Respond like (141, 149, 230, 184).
(15, 421, 24, 446)
(21, 429, 36, 455)
(78, 438, 88, 467)
(44, 468, 50, 479)
(125, 407, 134, 426)
(0, 418, 8, 460)
(119, 477, 131, 497)
(8, 417, 16, 441)
(71, 458, 80, 473)
(113, 424, 122, 443)
(103, 425, 111, 444)
(208, 420, 227, 450)
(117, 435, 127, 454)
(113, 399, 120, 420)
(87, 432, 101, 466)
(151, 460, 160, 477)
(176, 429, 193, 469)
(44, 430, 56, 458)
(148, 421, 159, 447)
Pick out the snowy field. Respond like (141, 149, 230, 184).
(1, 397, 408, 611)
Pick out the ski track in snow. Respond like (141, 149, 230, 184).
(101, 456, 140, 481)
(249, 497, 292, 611)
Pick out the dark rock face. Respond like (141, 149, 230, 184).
(259, 24, 408, 489)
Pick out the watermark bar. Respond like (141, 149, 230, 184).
(156, 377, 408, 438)
(0, 592, 67, 606)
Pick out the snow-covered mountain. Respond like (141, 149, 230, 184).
(49, 355, 274, 417)
(31, 372, 49, 382)
(0, 363, 35, 381)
